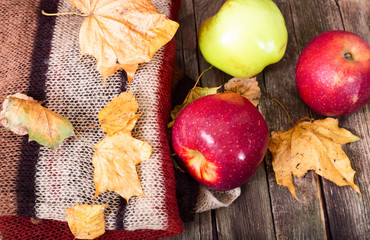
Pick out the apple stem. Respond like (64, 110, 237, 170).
(262, 91, 294, 125)
(41, 10, 88, 17)
(343, 52, 354, 61)
(271, 97, 294, 125)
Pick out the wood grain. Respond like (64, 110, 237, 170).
(337, 0, 370, 134)
(260, 0, 327, 239)
(168, 0, 370, 239)
(169, 212, 214, 240)
(193, 0, 230, 88)
(174, 0, 200, 81)
(322, 1, 370, 239)
(215, 164, 275, 240)
(170, 0, 216, 238)
(274, 0, 370, 239)
(191, 1, 278, 239)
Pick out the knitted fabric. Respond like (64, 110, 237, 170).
(0, 0, 183, 239)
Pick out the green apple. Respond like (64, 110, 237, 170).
(198, 0, 288, 78)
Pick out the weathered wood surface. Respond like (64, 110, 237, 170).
(168, 0, 370, 239)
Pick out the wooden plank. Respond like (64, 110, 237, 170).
(215, 163, 275, 240)
(289, 0, 370, 239)
(174, 0, 200, 81)
(170, 215, 201, 240)
(322, 1, 370, 239)
(260, 0, 327, 239)
(337, 0, 370, 134)
(336, 0, 370, 41)
(170, 0, 369, 239)
(169, 212, 214, 240)
(199, 212, 214, 240)
(192, 1, 277, 239)
(170, 0, 214, 239)
(289, 0, 343, 51)
(322, 116, 370, 240)
(193, 0, 230, 88)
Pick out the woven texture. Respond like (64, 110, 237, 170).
(0, 0, 183, 239)
(196, 186, 241, 213)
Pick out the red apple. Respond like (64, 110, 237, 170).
(295, 30, 370, 116)
(171, 92, 269, 191)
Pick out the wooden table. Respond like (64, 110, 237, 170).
(168, 0, 370, 239)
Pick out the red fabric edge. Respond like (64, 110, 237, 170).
(0, 0, 184, 239)
(0, 216, 179, 240)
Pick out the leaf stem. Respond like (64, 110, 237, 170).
(183, 66, 213, 103)
(172, 155, 186, 173)
(75, 124, 102, 132)
(41, 10, 88, 17)
(194, 66, 213, 88)
(73, 127, 95, 151)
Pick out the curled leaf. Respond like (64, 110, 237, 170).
(168, 86, 221, 127)
(99, 90, 140, 135)
(269, 117, 360, 199)
(224, 77, 261, 106)
(68, 0, 179, 83)
(0, 93, 74, 150)
(93, 132, 151, 202)
(66, 204, 107, 239)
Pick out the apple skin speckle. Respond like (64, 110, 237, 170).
(172, 92, 269, 191)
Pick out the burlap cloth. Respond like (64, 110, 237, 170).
(0, 0, 240, 239)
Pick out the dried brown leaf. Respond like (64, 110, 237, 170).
(93, 132, 151, 202)
(224, 77, 261, 106)
(68, 0, 179, 83)
(99, 90, 140, 135)
(269, 117, 360, 199)
(0, 93, 74, 150)
(66, 204, 107, 239)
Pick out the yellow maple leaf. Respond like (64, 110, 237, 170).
(224, 77, 261, 107)
(168, 86, 221, 127)
(66, 204, 107, 239)
(98, 90, 140, 135)
(269, 117, 361, 199)
(67, 0, 179, 83)
(0, 93, 74, 150)
(92, 131, 151, 202)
